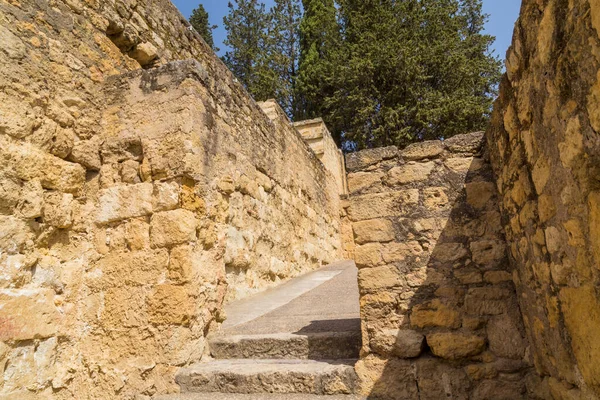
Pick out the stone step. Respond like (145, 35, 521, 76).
(154, 393, 366, 400)
(175, 359, 358, 395)
(209, 331, 361, 360)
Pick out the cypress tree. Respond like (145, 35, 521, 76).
(223, 0, 272, 101)
(189, 4, 219, 52)
(267, 0, 302, 115)
(295, 0, 341, 122)
(327, 0, 501, 149)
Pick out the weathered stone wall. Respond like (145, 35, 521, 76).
(346, 134, 531, 399)
(486, 0, 600, 398)
(0, 1, 342, 398)
(294, 118, 348, 196)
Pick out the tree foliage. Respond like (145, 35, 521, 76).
(295, 0, 340, 121)
(222, 0, 502, 150)
(190, 4, 219, 52)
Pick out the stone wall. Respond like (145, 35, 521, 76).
(486, 0, 600, 398)
(346, 133, 531, 399)
(294, 118, 348, 196)
(0, 1, 342, 398)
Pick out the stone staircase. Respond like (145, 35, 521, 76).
(155, 262, 363, 399)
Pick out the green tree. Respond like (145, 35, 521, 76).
(326, 0, 501, 149)
(223, 0, 273, 101)
(267, 0, 302, 115)
(295, 0, 341, 121)
(190, 4, 219, 52)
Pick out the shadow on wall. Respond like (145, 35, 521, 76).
(346, 134, 532, 399)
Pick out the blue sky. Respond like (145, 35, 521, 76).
(172, 0, 522, 60)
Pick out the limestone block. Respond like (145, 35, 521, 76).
(470, 240, 506, 268)
(532, 158, 550, 195)
(43, 192, 74, 228)
(487, 314, 526, 359)
(444, 132, 484, 153)
(0, 136, 86, 193)
(423, 187, 449, 209)
(347, 191, 419, 221)
(0, 25, 27, 60)
(168, 246, 193, 284)
(472, 379, 526, 400)
(445, 157, 475, 173)
(153, 181, 180, 212)
(100, 135, 142, 164)
(354, 243, 383, 268)
(589, 192, 600, 264)
(119, 159, 141, 183)
(96, 182, 153, 224)
(464, 287, 512, 316)
(352, 219, 395, 244)
(224, 227, 253, 269)
(386, 162, 435, 185)
(483, 271, 513, 284)
(0, 289, 61, 341)
(150, 209, 197, 248)
(559, 286, 600, 389)
(382, 241, 422, 263)
(401, 141, 445, 161)
(125, 218, 150, 250)
(102, 287, 147, 328)
(0, 93, 35, 138)
(130, 42, 159, 66)
(466, 181, 496, 209)
(370, 329, 425, 358)
(0, 215, 35, 254)
(345, 146, 398, 172)
(90, 249, 168, 288)
(355, 355, 418, 399)
(148, 285, 193, 325)
(15, 179, 44, 219)
(358, 265, 403, 291)
(427, 332, 486, 360)
(410, 299, 461, 329)
(455, 268, 483, 284)
(347, 171, 382, 193)
(431, 242, 469, 263)
(416, 359, 471, 399)
(70, 137, 102, 170)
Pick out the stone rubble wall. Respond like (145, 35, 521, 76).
(345, 133, 531, 399)
(486, 0, 600, 398)
(0, 1, 342, 398)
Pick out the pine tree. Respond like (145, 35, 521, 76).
(295, 0, 341, 122)
(325, 0, 501, 149)
(223, 0, 272, 101)
(189, 4, 219, 52)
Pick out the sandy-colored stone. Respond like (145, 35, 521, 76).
(427, 332, 486, 360)
(410, 300, 461, 329)
(0, 289, 61, 341)
(358, 266, 403, 291)
(387, 162, 435, 186)
(97, 182, 154, 224)
(401, 141, 445, 161)
(352, 219, 395, 244)
(43, 192, 73, 228)
(466, 181, 496, 209)
(150, 209, 198, 248)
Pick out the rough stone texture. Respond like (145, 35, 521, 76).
(486, 1, 600, 397)
(346, 134, 531, 399)
(0, 2, 342, 398)
(176, 359, 358, 395)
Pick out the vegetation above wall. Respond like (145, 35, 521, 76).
(193, 0, 502, 150)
